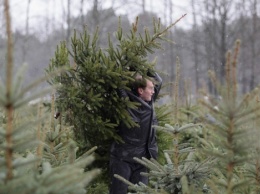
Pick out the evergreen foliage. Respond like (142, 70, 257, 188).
(114, 42, 260, 193)
(198, 40, 260, 193)
(114, 57, 214, 194)
(125, 123, 213, 194)
(46, 15, 186, 158)
(0, 64, 101, 194)
(3, 1, 260, 192)
(0, 2, 100, 192)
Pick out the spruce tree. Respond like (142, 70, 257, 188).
(120, 40, 260, 194)
(46, 15, 186, 165)
(198, 40, 260, 193)
(0, 1, 100, 193)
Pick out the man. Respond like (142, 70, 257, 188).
(109, 70, 162, 194)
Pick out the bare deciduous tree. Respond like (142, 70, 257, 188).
(66, 0, 71, 43)
(22, 0, 31, 63)
(191, 0, 199, 93)
(249, 0, 258, 90)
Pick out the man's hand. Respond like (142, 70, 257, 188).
(147, 69, 155, 77)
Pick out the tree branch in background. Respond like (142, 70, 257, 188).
(22, 0, 31, 63)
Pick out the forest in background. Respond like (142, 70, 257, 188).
(0, 0, 260, 99)
(2, 1, 260, 193)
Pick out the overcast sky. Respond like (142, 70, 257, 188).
(8, 0, 191, 35)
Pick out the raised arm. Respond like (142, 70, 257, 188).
(147, 71, 162, 101)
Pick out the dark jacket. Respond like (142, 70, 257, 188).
(110, 73, 162, 163)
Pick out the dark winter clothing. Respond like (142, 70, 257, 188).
(109, 72, 162, 194)
(109, 158, 148, 194)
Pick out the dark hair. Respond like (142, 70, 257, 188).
(132, 77, 147, 93)
(130, 75, 155, 95)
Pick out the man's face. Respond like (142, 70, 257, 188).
(138, 79, 155, 102)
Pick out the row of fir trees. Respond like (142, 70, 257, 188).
(1, 5, 260, 194)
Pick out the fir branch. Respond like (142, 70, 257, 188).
(76, 146, 98, 161)
(180, 175, 190, 194)
(50, 92, 55, 130)
(151, 14, 187, 42)
(164, 152, 173, 165)
(114, 174, 135, 187)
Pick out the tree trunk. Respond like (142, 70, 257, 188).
(239, 1, 247, 93)
(168, 0, 175, 84)
(191, 0, 199, 94)
(93, 0, 99, 26)
(249, 0, 257, 90)
(66, 0, 71, 43)
(4, 0, 14, 182)
(142, 0, 146, 13)
(22, 0, 31, 63)
(80, 0, 85, 30)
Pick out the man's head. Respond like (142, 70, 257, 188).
(132, 74, 155, 102)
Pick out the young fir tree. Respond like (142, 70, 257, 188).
(0, 1, 100, 193)
(45, 15, 186, 183)
(114, 57, 215, 194)
(197, 40, 260, 194)
(241, 97, 260, 194)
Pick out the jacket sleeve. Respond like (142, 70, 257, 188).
(117, 88, 128, 99)
(149, 72, 162, 101)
